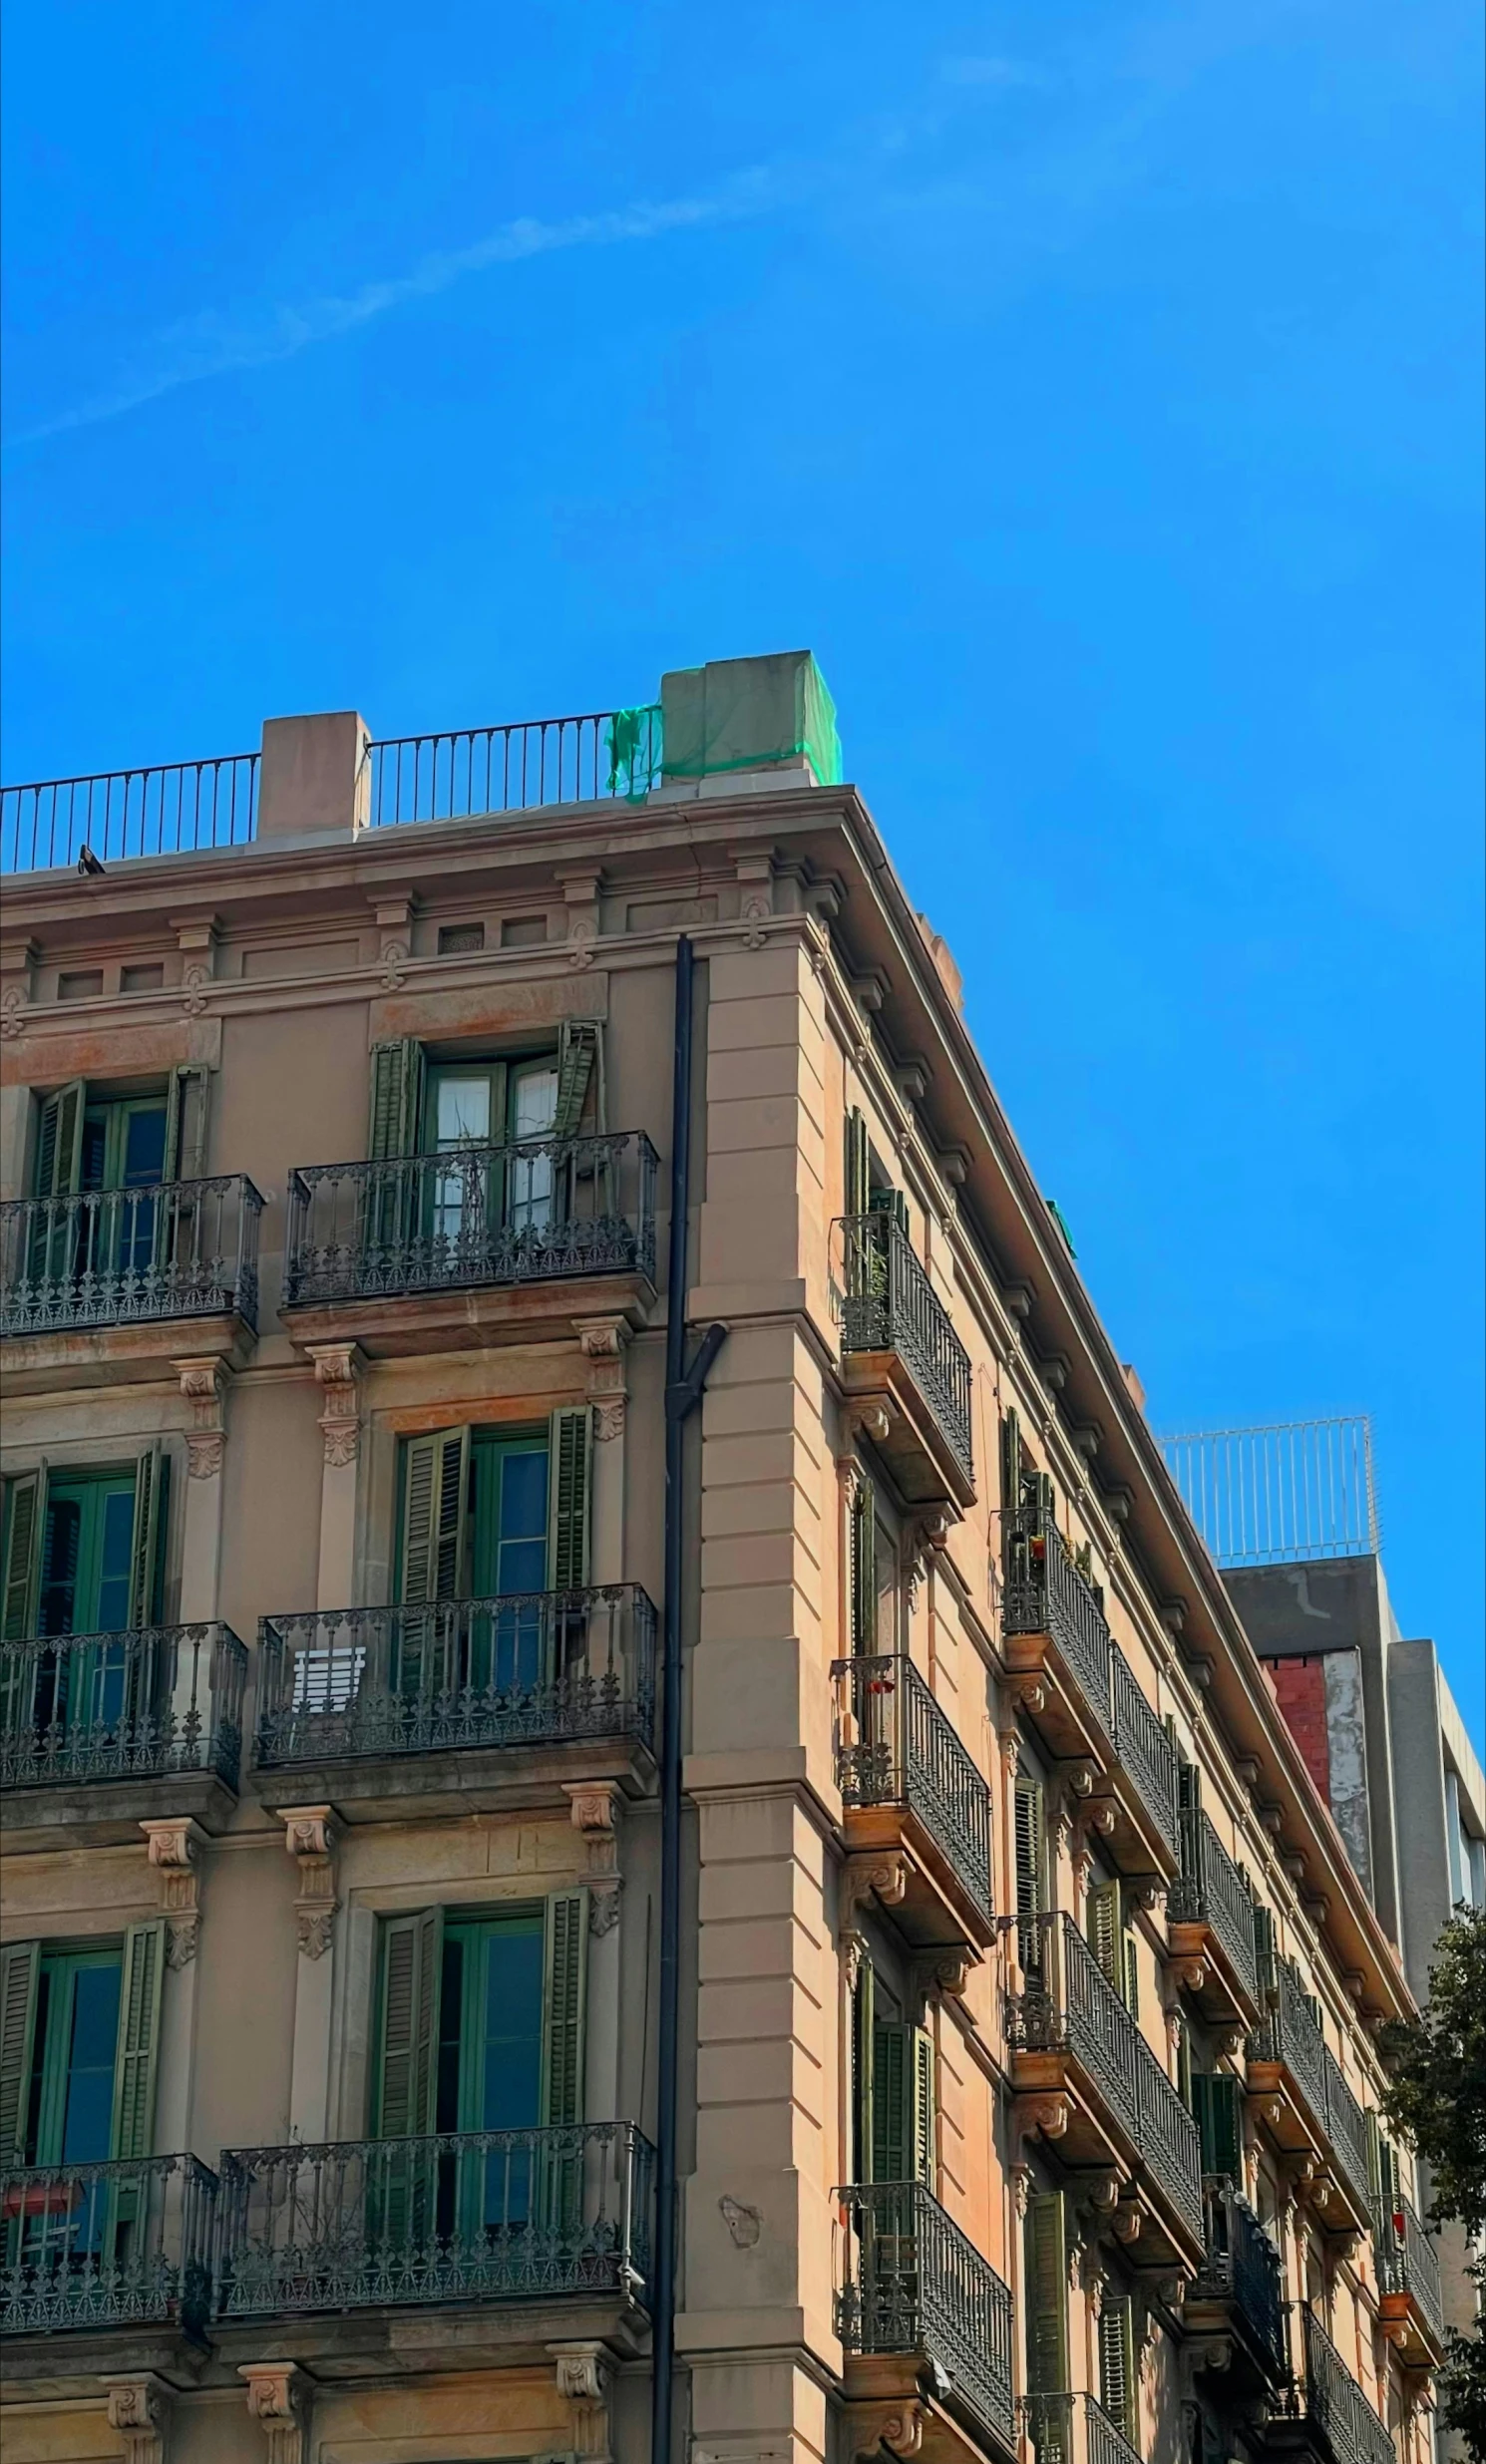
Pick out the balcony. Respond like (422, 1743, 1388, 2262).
(832, 1653, 994, 1949)
(1167, 1807, 1262, 2027)
(833, 1215, 975, 1508)
(280, 1132, 657, 1354)
(1007, 1913, 1204, 2268)
(1374, 2194, 1444, 2368)
(1247, 1962, 1373, 2232)
(0, 1622, 246, 1845)
(0, 1178, 262, 1387)
(215, 2123, 652, 2324)
(836, 2181, 1015, 2463)
(1266, 2309, 1396, 2464)
(1186, 2185, 1289, 2385)
(1021, 2394, 1142, 2464)
(253, 1586, 656, 1817)
(0, 2154, 216, 2347)
(1105, 1645, 1179, 1876)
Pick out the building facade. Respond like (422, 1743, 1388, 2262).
(0, 654, 1443, 2464)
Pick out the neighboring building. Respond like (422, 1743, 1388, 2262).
(0, 655, 1440, 2464)
(1163, 1415, 1485, 2452)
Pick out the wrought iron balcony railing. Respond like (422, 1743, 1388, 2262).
(1191, 2185, 1288, 2379)
(0, 2153, 217, 2337)
(1374, 2194, 1443, 2342)
(283, 1132, 657, 1309)
(215, 2122, 653, 2319)
(1, 1177, 262, 1339)
(1020, 2393, 1142, 2464)
(1108, 1644, 1178, 1859)
(1278, 2307, 1396, 2464)
(832, 1653, 993, 1924)
(1168, 1807, 1260, 2006)
(1249, 1961, 1372, 2219)
(1007, 1914, 1203, 2243)
(254, 1586, 656, 1770)
(833, 1214, 973, 1485)
(1003, 1498, 1113, 1741)
(836, 2181, 1014, 2455)
(1, 1622, 247, 1792)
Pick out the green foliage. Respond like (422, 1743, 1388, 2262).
(1378, 1904, 1486, 2459)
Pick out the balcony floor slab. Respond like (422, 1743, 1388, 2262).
(280, 1268, 653, 1358)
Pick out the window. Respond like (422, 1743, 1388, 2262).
(1087, 1879, 1140, 2018)
(1098, 2293, 1136, 2443)
(0, 1925, 166, 2170)
(2, 1453, 167, 1644)
(850, 1958, 933, 2191)
(1014, 1768, 1047, 1982)
(847, 1476, 900, 1657)
(1023, 2190, 1069, 2398)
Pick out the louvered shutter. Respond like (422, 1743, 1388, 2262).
(400, 1429, 471, 1605)
(1178, 1759, 1201, 1814)
(849, 1479, 878, 1655)
(1253, 1905, 1278, 2000)
(1023, 2191, 1069, 2393)
(162, 1064, 210, 1184)
(1098, 2293, 1136, 2443)
(554, 1021, 603, 1137)
(1000, 1406, 1022, 1513)
(2, 1467, 46, 1641)
(852, 1960, 875, 2184)
(845, 1107, 870, 1219)
(1123, 1925, 1141, 2022)
(375, 1908, 443, 2137)
(871, 2021, 933, 2187)
(911, 2025, 935, 2189)
(1086, 1883, 1121, 1987)
(1015, 1774, 1046, 1981)
(34, 1081, 87, 1198)
(128, 1446, 166, 1629)
(548, 1408, 592, 1592)
(0, 1941, 40, 2161)
(111, 1921, 166, 2160)
(1193, 2074, 1242, 2180)
(541, 1888, 589, 2128)
(368, 1039, 425, 1160)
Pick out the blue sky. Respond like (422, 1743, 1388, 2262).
(4, 0, 1481, 1744)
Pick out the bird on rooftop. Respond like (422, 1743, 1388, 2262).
(77, 845, 106, 876)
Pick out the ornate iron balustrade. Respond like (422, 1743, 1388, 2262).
(0, 2153, 217, 2336)
(1108, 1645, 1178, 1858)
(1374, 2194, 1443, 2341)
(1168, 1807, 1260, 2005)
(283, 1132, 657, 1308)
(368, 707, 662, 823)
(1002, 1496, 1113, 1739)
(255, 1586, 656, 1769)
(215, 2122, 653, 2319)
(833, 1215, 973, 1485)
(1020, 2394, 1142, 2464)
(831, 1653, 992, 1923)
(836, 2181, 1014, 2453)
(1, 1622, 247, 1791)
(1, 1177, 263, 1339)
(1249, 1962, 1372, 2218)
(1192, 2185, 1288, 2378)
(1007, 1915, 1203, 2242)
(2, 753, 258, 874)
(1281, 2307, 1397, 2464)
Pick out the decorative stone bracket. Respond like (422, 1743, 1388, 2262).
(306, 1341, 363, 1468)
(905, 1509, 951, 1607)
(370, 892, 416, 990)
(565, 1782, 624, 1935)
(550, 2340, 614, 2462)
(557, 867, 603, 971)
(239, 2361, 312, 2464)
(141, 1817, 207, 1969)
(851, 2397, 926, 2460)
(105, 2374, 174, 2464)
(840, 1851, 909, 1924)
(174, 1355, 230, 1481)
(575, 1315, 631, 1444)
(281, 1806, 339, 1959)
(912, 1946, 974, 2008)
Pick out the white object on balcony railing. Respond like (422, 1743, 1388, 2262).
(1157, 1415, 1378, 1569)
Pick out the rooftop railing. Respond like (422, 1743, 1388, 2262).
(1168, 1807, 1260, 2006)
(283, 1132, 657, 1310)
(0, 1177, 263, 1340)
(834, 1214, 974, 1487)
(1002, 1496, 1113, 1741)
(1191, 2184, 1288, 2379)
(1158, 1415, 1378, 1568)
(254, 1586, 656, 1771)
(0, 1622, 247, 1792)
(1007, 1913, 1203, 2243)
(215, 2122, 652, 2319)
(836, 2180, 1014, 2455)
(832, 1652, 993, 1924)
(1249, 1960, 1372, 2220)
(1, 755, 259, 874)
(1281, 2307, 1397, 2464)
(0, 2153, 217, 2337)
(1375, 2193, 1443, 2343)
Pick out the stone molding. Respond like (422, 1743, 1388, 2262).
(141, 1816, 207, 1968)
(306, 1341, 364, 1468)
(104, 2374, 174, 2464)
(239, 2361, 312, 2464)
(173, 1353, 230, 1480)
(281, 1805, 339, 1958)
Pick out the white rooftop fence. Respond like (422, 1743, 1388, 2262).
(1158, 1415, 1379, 1568)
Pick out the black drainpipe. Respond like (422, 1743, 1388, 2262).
(652, 932, 726, 2464)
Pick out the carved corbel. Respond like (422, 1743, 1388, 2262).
(575, 1314, 631, 1442)
(556, 866, 603, 969)
(174, 913, 219, 1016)
(140, 1817, 206, 1969)
(735, 852, 775, 949)
(1112, 2199, 1144, 2246)
(841, 1853, 909, 1921)
(1015, 2092, 1072, 2143)
(1010, 2161, 1034, 2219)
(905, 1509, 951, 1607)
(564, 1780, 623, 1878)
(913, 1946, 974, 2006)
(843, 1399, 893, 1450)
(281, 1807, 338, 1959)
(305, 1342, 363, 1468)
(369, 892, 416, 988)
(853, 2399, 926, 2460)
(239, 2363, 312, 2464)
(997, 1725, 1023, 1778)
(1010, 1674, 1047, 1719)
(841, 1929, 870, 1992)
(105, 2375, 174, 2464)
(589, 1880, 622, 1938)
(1127, 1877, 1165, 1916)
(173, 1354, 230, 1480)
(550, 2341, 614, 2462)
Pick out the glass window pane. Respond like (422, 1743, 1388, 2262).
(96, 1490, 136, 1631)
(40, 1497, 83, 1635)
(511, 1066, 558, 1140)
(478, 1927, 543, 2130)
(60, 1962, 122, 2164)
(122, 1107, 167, 1187)
(500, 1452, 549, 1541)
(435, 1077, 491, 1148)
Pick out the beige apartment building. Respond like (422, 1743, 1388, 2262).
(0, 652, 1445, 2464)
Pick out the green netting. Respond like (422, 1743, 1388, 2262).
(660, 652, 842, 787)
(605, 704, 663, 801)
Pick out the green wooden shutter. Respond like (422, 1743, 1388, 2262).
(1086, 1883, 1121, 1987)
(128, 1446, 167, 1628)
(1000, 1406, 1022, 1513)
(2, 1467, 46, 1641)
(852, 1959, 876, 2184)
(1175, 2011, 1193, 2109)
(870, 2022, 933, 2189)
(368, 1039, 425, 1160)
(911, 2025, 935, 2190)
(845, 1107, 870, 1219)
(1015, 1773, 1046, 1981)
(547, 1408, 592, 1592)
(1192, 2074, 1243, 2180)
(111, 1921, 166, 2161)
(162, 1064, 211, 1184)
(554, 1021, 603, 1137)
(849, 1480, 878, 1655)
(1098, 2293, 1136, 2442)
(1024, 2191, 1069, 2394)
(375, 1908, 444, 2137)
(399, 1429, 471, 1604)
(0, 1940, 41, 2161)
(541, 1889, 589, 2127)
(1122, 1915, 1140, 2022)
(1178, 1759, 1201, 1815)
(1253, 1905, 1278, 2000)
(34, 1081, 87, 1198)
